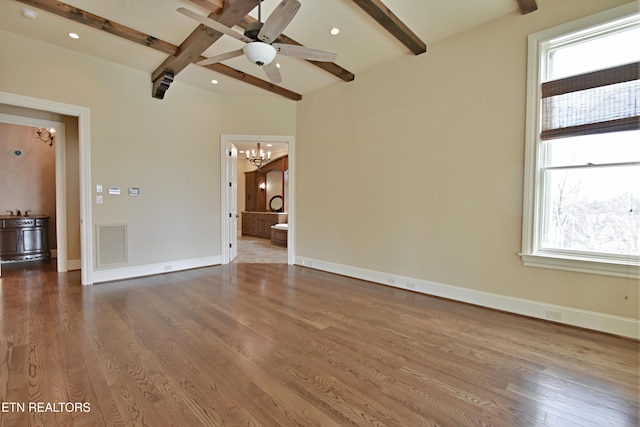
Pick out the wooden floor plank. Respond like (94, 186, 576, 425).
(0, 260, 637, 426)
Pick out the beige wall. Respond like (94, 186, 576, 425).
(0, 122, 56, 246)
(1, 29, 295, 270)
(220, 95, 296, 135)
(295, 0, 638, 320)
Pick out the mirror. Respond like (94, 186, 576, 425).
(269, 195, 283, 212)
(265, 169, 282, 201)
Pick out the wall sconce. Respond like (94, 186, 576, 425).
(259, 183, 266, 191)
(35, 127, 56, 147)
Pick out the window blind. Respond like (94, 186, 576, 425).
(540, 61, 639, 140)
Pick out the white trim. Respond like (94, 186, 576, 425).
(295, 256, 640, 339)
(92, 256, 220, 283)
(0, 91, 93, 284)
(521, 253, 639, 278)
(520, 4, 640, 278)
(220, 134, 295, 265)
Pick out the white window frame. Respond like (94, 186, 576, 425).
(521, 3, 640, 279)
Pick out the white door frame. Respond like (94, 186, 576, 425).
(220, 134, 295, 264)
(0, 91, 93, 285)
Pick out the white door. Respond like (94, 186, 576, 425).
(228, 144, 238, 262)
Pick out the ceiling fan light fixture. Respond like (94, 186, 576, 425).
(243, 42, 277, 66)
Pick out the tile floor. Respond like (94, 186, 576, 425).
(233, 235, 288, 263)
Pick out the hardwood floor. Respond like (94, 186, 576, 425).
(0, 260, 638, 426)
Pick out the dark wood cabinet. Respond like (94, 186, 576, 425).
(0, 216, 51, 261)
(245, 155, 287, 212)
(242, 212, 288, 239)
(243, 155, 289, 241)
(245, 172, 259, 212)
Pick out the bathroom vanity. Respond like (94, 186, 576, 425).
(242, 212, 288, 239)
(0, 216, 51, 261)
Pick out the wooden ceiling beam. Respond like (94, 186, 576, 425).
(190, 1, 355, 82)
(351, 0, 426, 55)
(516, 0, 538, 15)
(150, 0, 257, 98)
(16, 0, 302, 101)
(203, 63, 302, 101)
(16, 0, 177, 55)
(237, 17, 354, 82)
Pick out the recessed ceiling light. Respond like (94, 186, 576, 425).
(330, 28, 340, 36)
(211, 79, 219, 85)
(266, 144, 273, 147)
(276, 63, 281, 68)
(68, 32, 80, 39)
(21, 9, 38, 19)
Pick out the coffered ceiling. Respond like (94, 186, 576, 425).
(0, 0, 537, 100)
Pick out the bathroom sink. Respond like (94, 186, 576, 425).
(0, 215, 47, 220)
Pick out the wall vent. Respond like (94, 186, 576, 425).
(96, 224, 127, 267)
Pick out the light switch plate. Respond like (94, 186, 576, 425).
(96, 184, 103, 193)
(96, 195, 103, 204)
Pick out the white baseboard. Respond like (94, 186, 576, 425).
(91, 256, 221, 284)
(295, 256, 639, 340)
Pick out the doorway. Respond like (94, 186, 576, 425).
(0, 91, 93, 284)
(0, 115, 67, 273)
(220, 134, 295, 265)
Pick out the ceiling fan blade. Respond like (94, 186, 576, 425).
(196, 49, 245, 66)
(177, 7, 252, 43)
(272, 43, 337, 62)
(257, 0, 301, 44)
(262, 62, 283, 84)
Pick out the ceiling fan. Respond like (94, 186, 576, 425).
(178, 0, 337, 84)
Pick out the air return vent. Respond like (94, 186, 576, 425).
(96, 224, 127, 267)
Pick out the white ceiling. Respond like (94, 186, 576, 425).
(0, 0, 522, 99)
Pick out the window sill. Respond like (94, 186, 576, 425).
(520, 252, 640, 278)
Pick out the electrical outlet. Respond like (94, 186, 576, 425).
(546, 310, 562, 321)
(388, 278, 396, 285)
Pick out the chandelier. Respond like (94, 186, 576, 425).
(35, 127, 56, 147)
(246, 143, 271, 169)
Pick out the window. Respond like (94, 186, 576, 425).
(521, 4, 639, 278)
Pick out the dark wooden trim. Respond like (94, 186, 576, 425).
(516, 0, 538, 15)
(541, 116, 640, 140)
(542, 62, 640, 98)
(351, 0, 426, 55)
